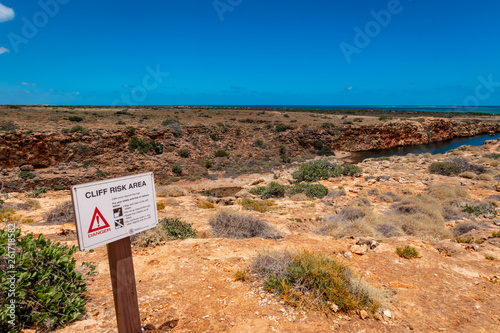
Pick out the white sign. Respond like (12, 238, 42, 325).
(71, 172, 158, 251)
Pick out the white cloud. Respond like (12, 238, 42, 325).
(21, 82, 37, 86)
(347, 86, 353, 90)
(0, 3, 14, 23)
(0, 46, 9, 54)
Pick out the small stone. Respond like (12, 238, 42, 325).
(350, 244, 368, 255)
(142, 324, 156, 331)
(359, 310, 368, 320)
(383, 310, 392, 319)
(374, 314, 382, 321)
(20, 164, 34, 171)
(344, 251, 353, 258)
(329, 302, 339, 313)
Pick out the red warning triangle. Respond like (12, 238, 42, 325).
(88, 207, 110, 233)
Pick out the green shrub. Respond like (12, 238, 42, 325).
(461, 203, 497, 216)
(69, 125, 89, 135)
(396, 245, 419, 259)
(275, 124, 288, 132)
(484, 153, 500, 160)
(177, 149, 190, 158)
(210, 133, 220, 141)
(493, 231, 500, 238)
(249, 186, 265, 196)
(374, 156, 390, 161)
(292, 160, 342, 182)
(128, 136, 163, 154)
(0, 230, 95, 332)
(172, 164, 183, 176)
(429, 162, 459, 176)
(215, 150, 229, 158)
(25, 187, 48, 198)
(260, 182, 285, 199)
(251, 251, 380, 313)
(322, 122, 334, 128)
(68, 116, 83, 122)
(19, 170, 36, 181)
(342, 164, 362, 177)
(313, 140, 323, 150)
(132, 218, 197, 247)
(290, 183, 329, 199)
(254, 139, 266, 149)
(204, 160, 213, 169)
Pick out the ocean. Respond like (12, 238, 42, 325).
(209, 105, 500, 114)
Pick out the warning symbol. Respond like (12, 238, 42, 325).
(88, 207, 110, 233)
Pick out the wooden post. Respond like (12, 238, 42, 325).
(107, 236, 142, 332)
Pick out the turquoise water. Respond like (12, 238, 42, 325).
(348, 133, 500, 163)
(210, 105, 500, 114)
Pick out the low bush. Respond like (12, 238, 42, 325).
(204, 160, 213, 169)
(475, 174, 493, 181)
(342, 164, 362, 177)
(68, 116, 83, 122)
(396, 246, 419, 259)
(462, 203, 497, 216)
(292, 160, 342, 182)
(492, 231, 500, 238)
(128, 136, 163, 154)
(210, 133, 220, 141)
(177, 149, 190, 158)
(254, 139, 266, 149)
(275, 124, 288, 132)
(43, 201, 74, 225)
(197, 201, 215, 209)
(17, 198, 41, 211)
(459, 171, 477, 179)
(209, 210, 277, 239)
(259, 182, 286, 199)
(250, 250, 380, 313)
(157, 185, 187, 197)
(0, 230, 95, 332)
(375, 192, 401, 203)
(215, 150, 229, 158)
(290, 193, 309, 201)
(240, 198, 274, 213)
(19, 170, 36, 181)
(317, 206, 377, 238)
(25, 187, 47, 198)
(69, 125, 89, 135)
(452, 222, 480, 237)
(429, 162, 459, 176)
(172, 164, 183, 176)
(290, 183, 329, 199)
(483, 153, 500, 160)
(326, 189, 346, 198)
(132, 218, 197, 247)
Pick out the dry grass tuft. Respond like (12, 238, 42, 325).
(43, 201, 74, 225)
(156, 185, 187, 197)
(209, 210, 278, 239)
(17, 199, 41, 211)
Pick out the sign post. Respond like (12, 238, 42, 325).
(71, 172, 158, 333)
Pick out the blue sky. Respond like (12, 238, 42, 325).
(0, 0, 499, 106)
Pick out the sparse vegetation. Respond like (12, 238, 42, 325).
(396, 245, 419, 259)
(25, 187, 48, 198)
(290, 183, 329, 199)
(172, 164, 183, 176)
(68, 116, 83, 122)
(209, 210, 277, 239)
(240, 198, 274, 213)
(197, 201, 215, 209)
(177, 149, 190, 158)
(250, 250, 380, 313)
(215, 150, 229, 157)
(292, 160, 342, 182)
(132, 218, 197, 247)
(19, 170, 36, 181)
(128, 136, 163, 154)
